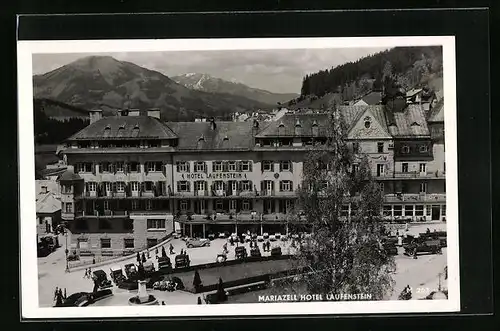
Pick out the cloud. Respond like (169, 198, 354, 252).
(33, 47, 389, 93)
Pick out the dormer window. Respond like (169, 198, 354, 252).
(131, 124, 139, 137)
(312, 120, 319, 136)
(103, 125, 111, 137)
(295, 119, 302, 136)
(364, 116, 372, 129)
(223, 135, 229, 141)
(411, 122, 420, 127)
(198, 135, 205, 142)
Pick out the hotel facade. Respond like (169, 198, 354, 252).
(58, 103, 446, 256)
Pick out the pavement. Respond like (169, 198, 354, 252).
(38, 222, 448, 306)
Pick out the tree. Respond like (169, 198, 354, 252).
(276, 103, 395, 300)
(193, 270, 203, 291)
(216, 277, 228, 303)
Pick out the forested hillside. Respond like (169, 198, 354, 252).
(298, 46, 443, 102)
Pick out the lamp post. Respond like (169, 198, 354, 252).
(64, 225, 70, 273)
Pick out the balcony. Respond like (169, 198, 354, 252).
(194, 190, 209, 197)
(75, 210, 129, 218)
(77, 190, 169, 199)
(392, 171, 446, 179)
(383, 193, 446, 203)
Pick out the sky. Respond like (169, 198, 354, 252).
(32, 47, 389, 94)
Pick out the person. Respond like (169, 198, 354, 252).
(83, 268, 87, 279)
(162, 301, 166, 305)
(54, 287, 59, 300)
(426, 228, 431, 234)
(223, 243, 228, 254)
(169, 243, 174, 254)
(58, 288, 63, 300)
(92, 257, 96, 265)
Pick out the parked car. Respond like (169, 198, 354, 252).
(269, 234, 277, 242)
(404, 239, 442, 256)
(124, 263, 138, 280)
(271, 247, 282, 256)
(235, 246, 248, 259)
(230, 233, 238, 242)
(218, 232, 227, 239)
(250, 246, 261, 257)
(257, 235, 264, 242)
(109, 266, 125, 284)
(244, 234, 252, 242)
(274, 233, 282, 240)
(157, 256, 172, 271)
(419, 231, 447, 248)
(186, 238, 211, 248)
(263, 233, 270, 240)
(175, 254, 190, 268)
(382, 242, 399, 256)
(143, 260, 155, 276)
(92, 270, 113, 290)
(207, 233, 216, 240)
(291, 233, 300, 240)
(216, 253, 227, 263)
(280, 234, 288, 241)
(251, 233, 258, 240)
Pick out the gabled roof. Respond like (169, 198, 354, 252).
(406, 88, 423, 98)
(428, 99, 444, 122)
(340, 105, 388, 133)
(40, 167, 67, 177)
(357, 91, 382, 105)
(36, 180, 60, 195)
(67, 116, 178, 141)
(57, 170, 82, 182)
(387, 104, 430, 138)
(166, 121, 254, 151)
(36, 192, 61, 214)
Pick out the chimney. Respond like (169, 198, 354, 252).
(209, 117, 217, 131)
(252, 119, 259, 135)
(89, 109, 103, 124)
(147, 108, 161, 120)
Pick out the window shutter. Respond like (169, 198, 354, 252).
(126, 183, 130, 196)
(187, 200, 191, 210)
(279, 181, 283, 191)
(290, 181, 294, 191)
(112, 182, 117, 192)
(145, 162, 149, 175)
(92, 163, 96, 175)
(237, 161, 241, 171)
(260, 181, 264, 192)
(141, 182, 145, 192)
(272, 181, 275, 191)
(261, 162, 265, 172)
(176, 162, 179, 172)
(248, 162, 253, 172)
(187, 182, 191, 192)
(223, 162, 228, 172)
(279, 162, 283, 172)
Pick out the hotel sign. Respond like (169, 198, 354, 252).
(181, 172, 248, 180)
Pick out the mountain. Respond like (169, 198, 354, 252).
(172, 73, 298, 105)
(297, 46, 443, 103)
(33, 56, 274, 121)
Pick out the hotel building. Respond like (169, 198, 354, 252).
(58, 103, 446, 256)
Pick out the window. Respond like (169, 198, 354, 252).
(426, 207, 431, 217)
(401, 145, 410, 154)
(364, 117, 371, 128)
(377, 142, 384, 153)
(419, 145, 428, 153)
(130, 162, 139, 172)
(379, 183, 384, 192)
(99, 219, 112, 230)
(100, 162, 110, 172)
(242, 200, 250, 211)
(115, 162, 124, 172)
(393, 205, 403, 217)
(402, 163, 409, 173)
(194, 162, 206, 173)
(146, 161, 162, 172)
(123, 219, 133, 231)
(65, 203, 73, 213)
(241, 181, 251, 191)
(100, 238, 111, 249)
(227, 161, 237, 172)
(240, 161, 251, 172)
(352, 164, 359, 174)
(146, 200, 152, 210)
(124, 238, 134, 249)
(229, 200, 236, 210)
(177, 161, 189, 173)
(131, 200, 139, 210)
(352, 142, 360, 153)
(76, 162, 93, 173)
(87, 182, 97, 192)
(215, 200, 223, 210)
(419, 163, 426, 173)
(383, 205, 392, 216)
(420, 182, 427, 193)
(147, 219, 165, 229)
(280, 161, 292, 172)
(148, 140, 160, 148)
(62, 184, 72, 194)
(195, 181, 205, 191)
(144, 181, 154, 191)
(403, 205, 414, 217)
(131, 182, 139, 191)
(262, 161, 273, 172)
(415, 205, 424, 216)
(214, 181, 225, 191)
(116, 182, 125, 192)
(280, 180, 293, 192)
(211, 161, 222, 172)
(442, 205, 446, 216)
(180, 200, 188, 211)
(376, 164, 385, 177)
(103, 201, 109, 210)
(177, 181, 190, 192)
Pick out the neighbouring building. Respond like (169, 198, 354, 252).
(36, 180, 61, 240)
(58, 104, 446, 257)
(352, 91, 382, 106)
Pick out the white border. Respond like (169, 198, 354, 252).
(18, 36, 459, 319)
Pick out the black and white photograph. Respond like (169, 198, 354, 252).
(17, 36, 459, 318)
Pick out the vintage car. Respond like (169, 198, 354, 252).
(274, 233, 282, 240)
(404, 239, 442, 256)
(251, 233, 258, 240)
(280, 234, 288, 241)
(92, 270, 113, 290)
(229, 233, 238, 242)
(109, 266, 126, 284)
(382, 242, 399, 256)
(207, 233, 216, 240)
(270, 247, 282, 256)
(157, 256, 172, 271)
(263, 233, 270, 240)
(216, 253, 227, 263)
(235, 246, 248, 259)
(419, 231, 447, 248)
(269, 234, 277, 242)
(257, 235, 264, 242)
(175, 254, 191, 268)
(186, 238, 211, 248)
(218, 232, 227, 239)
(124, 263, 138, 280)
(250, 246, 262, 257)
(143, 260, 155, 275)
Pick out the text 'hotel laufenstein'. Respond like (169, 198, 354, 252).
(55, 104, 446, 257)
